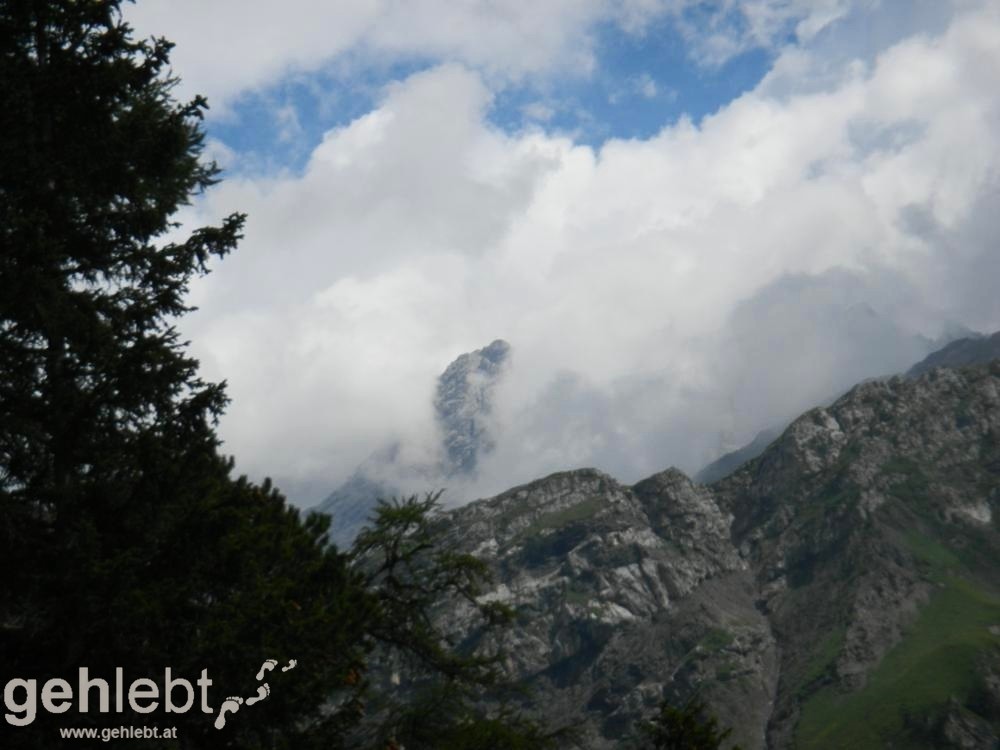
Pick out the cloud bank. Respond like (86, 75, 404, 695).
(163, 1, 1000, 505)
(127, 0, 878, 107)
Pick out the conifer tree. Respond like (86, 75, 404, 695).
(0, 0, 239, 639)
(0, 3, 556, 747)
(0, 2, 365, 745)
(642, 696, 742, 750)
(1, 0, 220, 679)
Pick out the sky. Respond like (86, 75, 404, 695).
(125, 0, 1000, 508)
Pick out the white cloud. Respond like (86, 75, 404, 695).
(668, 0, 862, 67)
(275, 102, 304, 143)
(125, 0, 673, 108)
(521, 102, 556, 123)
(635, 73, 660, 99)
(124, 1, 904, 109)
(176, 2, 1000, 505)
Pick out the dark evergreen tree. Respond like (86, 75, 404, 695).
(1, 0, 238, 644)
(0, 2, 368, 745)
(641, 696, 742, 750)
(0, 2, 557, 748)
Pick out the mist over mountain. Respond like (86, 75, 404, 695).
(695, 328, 1000, 486)
(316, 339, 510, 545)
(316, 271, 974, 545)
(149, 0, 1000, 517)
(466, 269, 956, 495)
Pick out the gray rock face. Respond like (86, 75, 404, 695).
(938, 703, 998, 750)
(716, 364, 1000, 747)
(438, 468, 774, 749)
(435, 339, 510, 476)
(315, 340, 510, 546)
(431, 362, 1000, 748)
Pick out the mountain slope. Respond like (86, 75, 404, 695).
(694, 328, 1000, 487)
(716, 363, 1000, 748)
(696, 427, 783, 485)
(433, 362, 1000, 748)
(907, 331, 1000, 378)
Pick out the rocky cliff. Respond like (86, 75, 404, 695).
(435, 338, 510, 476)
(432, 361, 1000, 748)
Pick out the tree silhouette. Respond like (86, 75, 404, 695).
(0, 3, 554, 747)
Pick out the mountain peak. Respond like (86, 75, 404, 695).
(435, 339, 511, 476)
(316, 339, 511, 545)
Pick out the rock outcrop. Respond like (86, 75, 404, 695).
(435, 338, 510, 476)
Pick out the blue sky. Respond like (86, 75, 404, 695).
(207, 16, 777, 173)
(125, 1, 1000, 506)
(487, 22, 775, 143)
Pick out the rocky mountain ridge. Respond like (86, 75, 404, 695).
(693, 329, 1000, 487)
(907, 331, 1000, 378)
(430, 360, 1000, 748)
